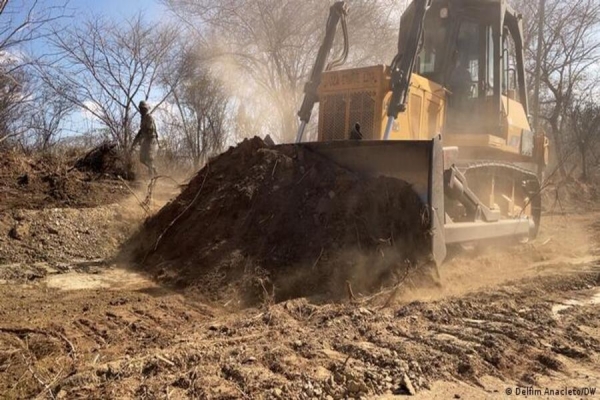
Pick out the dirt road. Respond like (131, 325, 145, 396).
(0, 195, 599, 399)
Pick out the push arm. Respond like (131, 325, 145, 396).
(295, 1, 349, 143)
(384, 0, 432, 140)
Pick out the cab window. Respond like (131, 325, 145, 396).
(449, 20, 479, 101)
(503, 27, 518, 97)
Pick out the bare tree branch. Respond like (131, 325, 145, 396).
(36, 14, 180, 154)
(163, 0, 403, 142)
(513, 0, 600, 179)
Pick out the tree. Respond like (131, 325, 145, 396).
(0, 1, 8, 15)
(163, 0, 402, 142)
(0, 59, 30, 144)
(26, 82, 74, 150)
(0, 0, 68, 145)
(0, 1, 66, 48)
(513, 0, 600, 178)
(38, 14, 181, 155)
(161, 48, 230, 169)
(565, 101, 600, 182)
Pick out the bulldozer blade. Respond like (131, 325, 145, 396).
(301, 136, 447, 266)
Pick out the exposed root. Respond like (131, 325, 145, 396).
(346, 281, 356, 302)
(150, 166, 210, 255)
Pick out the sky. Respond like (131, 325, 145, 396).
(19, 0, 171, 138)
(65, 0, 166, 21)
(15, 0, 170, 62)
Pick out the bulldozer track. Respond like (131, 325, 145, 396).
(456, 160, 540, 182)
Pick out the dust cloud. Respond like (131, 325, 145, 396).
(395, 212, 598, 304)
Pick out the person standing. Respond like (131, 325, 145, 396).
(132, 100, 158, 178)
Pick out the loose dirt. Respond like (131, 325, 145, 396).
(0, 150, 180, 265)
(398, 212, 599, 303)
(0, 150, 129, 211)
(0, 239, 598, 399)
(0, 204, 599, 399)
(126, 137, 432, 305)
(0, 202, 142, 265)
(1, 141, 600, 399)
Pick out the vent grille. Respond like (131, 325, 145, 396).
(348, 91, 376, 139)
(321, 91, 376, 141)
(321, 94, 347, 141)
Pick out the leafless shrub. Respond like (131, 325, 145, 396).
(0, 0, 68, 146)
(160, 46, 229, 170)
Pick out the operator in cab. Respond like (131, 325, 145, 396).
(448, 55, 473, 111)
(349, 122, 363, 140)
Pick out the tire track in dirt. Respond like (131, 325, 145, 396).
(0, 268, 598, 399)
(0, 211, 599, 398)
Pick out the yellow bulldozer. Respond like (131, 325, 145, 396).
(296, 0, 547, 266)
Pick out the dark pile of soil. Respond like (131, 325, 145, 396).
(74, 142, 132, 179)
(0, 150, 128, 211)
(127, 137, 431, 304)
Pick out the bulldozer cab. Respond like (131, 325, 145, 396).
(409, 0, 532, 158)
(412, 1, 529, 131)
(312, 0, 534, 163)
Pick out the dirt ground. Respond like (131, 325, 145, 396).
(0, 149, 131, 212)
(0, 181, 600, 399)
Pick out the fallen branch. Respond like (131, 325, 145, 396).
(141, 175, 184, 208)
(380, 261, 413, 309)
(21, 351, 65, 400)
(34, 365, 65, 400)
(342, 354, 351, 370)
(155, 354, 175, 366)
(22, 353, 53, 400)
(259, 278, 275, 307)
(57, 333, 76, 361)
(296, 169, 310, 185)
(142, 176, 159, 208)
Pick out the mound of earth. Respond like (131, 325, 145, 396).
(0, 203, 144, 264)
(126, 137, 432, 304)
(0, 150, 128, 211)
(74, 142, 132, 179)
